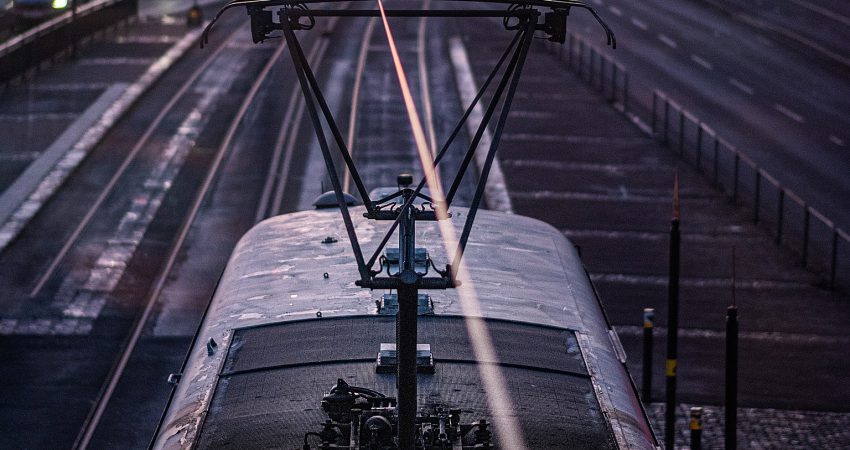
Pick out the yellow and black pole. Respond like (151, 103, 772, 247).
(725, 246, 739, 450)
(689, 407, 703, 450)
(642, 307, 654, 401)
(664, 174, 681, 449)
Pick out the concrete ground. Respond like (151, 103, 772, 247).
(461, 22, 850, 448)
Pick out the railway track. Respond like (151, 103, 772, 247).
(0, 7, 296, 447)
(66, 10, 357, 449)
(4, 0, 468, 449)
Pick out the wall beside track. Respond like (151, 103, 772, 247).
(0, 0, 137, 85)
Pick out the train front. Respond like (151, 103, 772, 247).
(152, 0, 655, 448)
(150, 206, 657, 449)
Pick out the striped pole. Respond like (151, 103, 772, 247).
(642, 308, 655, 401)
(664, 174, 681, 449)
(690, 407, 703, 450)
(726, 246, 739, 450)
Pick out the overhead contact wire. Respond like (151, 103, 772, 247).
(343, 17, 377, 194)
(375, 1, 528, 448)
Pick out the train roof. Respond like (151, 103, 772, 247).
(152, 207, 657, 449)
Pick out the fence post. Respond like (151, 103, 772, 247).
(595, 50, 605, 91)
(578, 41, 583, 77)
(831, 230, 839, 290)
(623, 70, 629, 112)
(651, 92, 658, 134)
(602, 54, 607, 93)
(754, 170, 761, 224)
(802, 206, 810, 267)
(776, 189, 785, 244)
(601, 53, 607, 93)
(642, 308, 655, 402)
(732, 153, 740, 203)
(690, 407, 703, 450)
(678, 108, 685, 155)
(713, 135, 720, 185)
(590, 46, 596, 85)
(611, 62, 618, 102)
(593, 48, 605, 94)
(696, 123, 703, 171)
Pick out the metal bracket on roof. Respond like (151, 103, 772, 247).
(376, 343, 435, 374)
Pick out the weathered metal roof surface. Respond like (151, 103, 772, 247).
(196, 316, 613, 449)
(152, 208, 657, 449)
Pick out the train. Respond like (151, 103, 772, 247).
(149, 205, 658, 449)
(151, 0, 657, 448)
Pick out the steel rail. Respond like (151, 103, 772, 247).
(372, 1, 528, 446)
(342, 17, 376, 194)
(341, 0, 440, 195)
(268, 89, 308, 216)
(71, 32, 293, 450)
(256, 82, 304, 220)
(267, 24, 336, 216)
(418, 0, 439, 163)
(29, 20, 243, 298)
(363, 29, 523, 272)
(257, 12, 347, 220)
(281, 15, 372, 279)
(156, 9, 351, 445)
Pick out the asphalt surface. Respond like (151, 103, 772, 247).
(569, 0, 850, 231)
(458, 12, 849, 447)
(0, 1, 847, 449)
(0, 9, 266, 448)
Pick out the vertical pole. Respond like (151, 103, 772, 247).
(590, 48, 596, 86)
(696, 124, 703, 171)
(663, 99, 670, 145)
(754, 171, 761, 224)
(802, 207, 810, 266)
(578, 41, 584, 78)
(732, 153, 740, 204)
(726, 246, 738, 450)
(713, 136, 719, 186)
(830, 231, 839, 290)
(725, 306, 738, 450)
(396, 189, 418, 450)
(642, 308, 655, 402)
(611, 61, 618, 102)
(623, 71, 629, 112)
(397, 285, 418, 450)
(652, 92, 658, 135)
(600, 54, 606, 95)
(776, 189, 785, 244)
(678, 109, 685, 156)
(690, 407, 703, 450)
(599, 53, 605, 92)
(665, 174, 681, 450)
(568, 33, 573, 68)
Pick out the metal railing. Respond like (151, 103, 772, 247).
(547, 33, 629, 111)
(542, 33, 849, 292)
(0, 0, 137, 86)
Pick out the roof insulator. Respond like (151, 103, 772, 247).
(313, 191, 361, 209)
